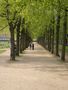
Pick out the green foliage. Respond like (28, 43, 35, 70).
(0, 0, 68, 39)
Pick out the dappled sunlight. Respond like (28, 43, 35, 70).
(0, 42, 68, 89)
(0, 42, 68, 75)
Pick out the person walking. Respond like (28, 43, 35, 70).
(32, 43, 34, 50)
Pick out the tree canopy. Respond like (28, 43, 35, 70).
(0, 0, 68, 60)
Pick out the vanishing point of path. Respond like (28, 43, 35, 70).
(0, 42, 68, 90)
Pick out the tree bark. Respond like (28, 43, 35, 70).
(16, 17, 21, 56)
(61, 9, 67, 61)
(48, 30, 50, 50)
(48, 27, 52, 51)
(20, 30, 23, 53)
(9, 23, 15, 60)
(55, 13, 60, 56)
(51, 28, 54, 54)
(51, 17, 55, 54)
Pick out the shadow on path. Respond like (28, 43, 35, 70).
(0, 42, 68, 90)
(0, 42, 68, 76)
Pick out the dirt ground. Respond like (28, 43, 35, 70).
(0, 42, 68, 90)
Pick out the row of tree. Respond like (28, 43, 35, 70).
(0, 0, 68, 61)
(37, 0, 68, 61)
(0, 0, 32, 60)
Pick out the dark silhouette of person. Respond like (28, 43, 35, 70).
(32, 43, 34, 50)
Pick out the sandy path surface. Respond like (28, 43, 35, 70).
(0, 42, 68, 90)
(0, 48, 10, 56)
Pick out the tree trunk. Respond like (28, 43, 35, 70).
(55, 13, 60, 56)
(48, 30, 50, 50)
(51, 17, 55, 54)
(51, 28, 54, 54)
(20, 30, 25, 53)
(23, 33, 26, 49)
(45, 29, 48, 49)
(16, 17, 21, 56)
(20, 30, 23, 53)
(9, 24, 15, 60)
(48, 27, 52, 51)
(16, 28, 20, 56)
(61, 9, 67, 61)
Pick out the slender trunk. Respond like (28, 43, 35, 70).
(16, 28, 20, 56)
(21, 33, 25, 52)
(20, 30, 25, 53)
(51, 17, 55, 54)
(49, 28, 52, 51)
(24, 33, 26, 49)
(48, 30, 50, 50)
(45, 29, 48, 49)
(20, 18, 25, 53)
(16, 18, 21, 56)
(48, 27, 52, 51)
(22, 35, 25, 51)
(51, 28, 54, 54)
(9, 24, 15, 60)
(55, 13, 60, 56)
(20, 30, 23, 53)
(61, 9, 67, 61)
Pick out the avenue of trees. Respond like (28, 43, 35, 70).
(37, 0, 68, 61)
(0, 0, 68, 61)
(0, 0, 32, 60)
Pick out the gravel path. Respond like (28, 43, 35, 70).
(0, 42, 68, 90)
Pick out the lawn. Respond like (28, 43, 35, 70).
(0, 41, 10, 48)
(0, 41, 10, 53)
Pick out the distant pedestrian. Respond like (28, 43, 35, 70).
(32, 43, 34, 50)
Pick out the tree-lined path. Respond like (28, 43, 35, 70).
(0, 42, 68, 90)
(0, 0, 68, 89)
(0, 0, 68, 61)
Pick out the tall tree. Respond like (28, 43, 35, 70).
(61, 8, 68, 61)
(55, 0, 61, 56)
(16, 17, 21, 56)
